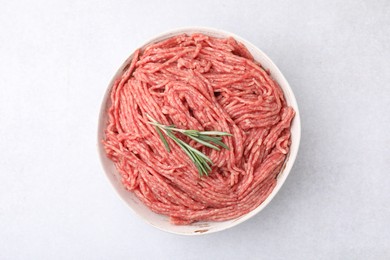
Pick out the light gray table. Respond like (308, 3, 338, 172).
(1, 0, 389, 259)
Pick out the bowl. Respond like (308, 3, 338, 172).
(98, 27, 301, 235)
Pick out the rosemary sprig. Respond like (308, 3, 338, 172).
(146, 114, 232, 177)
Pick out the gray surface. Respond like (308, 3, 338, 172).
(0, 0, 389, 259)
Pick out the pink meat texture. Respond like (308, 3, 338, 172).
(103, 34, 295, 225)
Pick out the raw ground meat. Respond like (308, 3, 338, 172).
(103, 33, 295, 224)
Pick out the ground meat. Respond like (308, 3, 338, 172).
(103, 33, 295, 225)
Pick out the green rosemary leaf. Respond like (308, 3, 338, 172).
(183, 143, 213, 164)
(183, 130, 200, 136)
(187, 135, 220, 150)
(209, 139, 230, 150)
(197, 135, 223, 141)
(198, 131, 233, 136)
(155, 126, 170, 152)
(191, 152, 208, 176)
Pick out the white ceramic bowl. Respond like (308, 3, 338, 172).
(98, 27, 301, 235)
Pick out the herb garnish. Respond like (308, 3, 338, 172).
(146, 114, 232, 177)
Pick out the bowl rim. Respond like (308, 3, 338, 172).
(97, 26, 301, 235)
